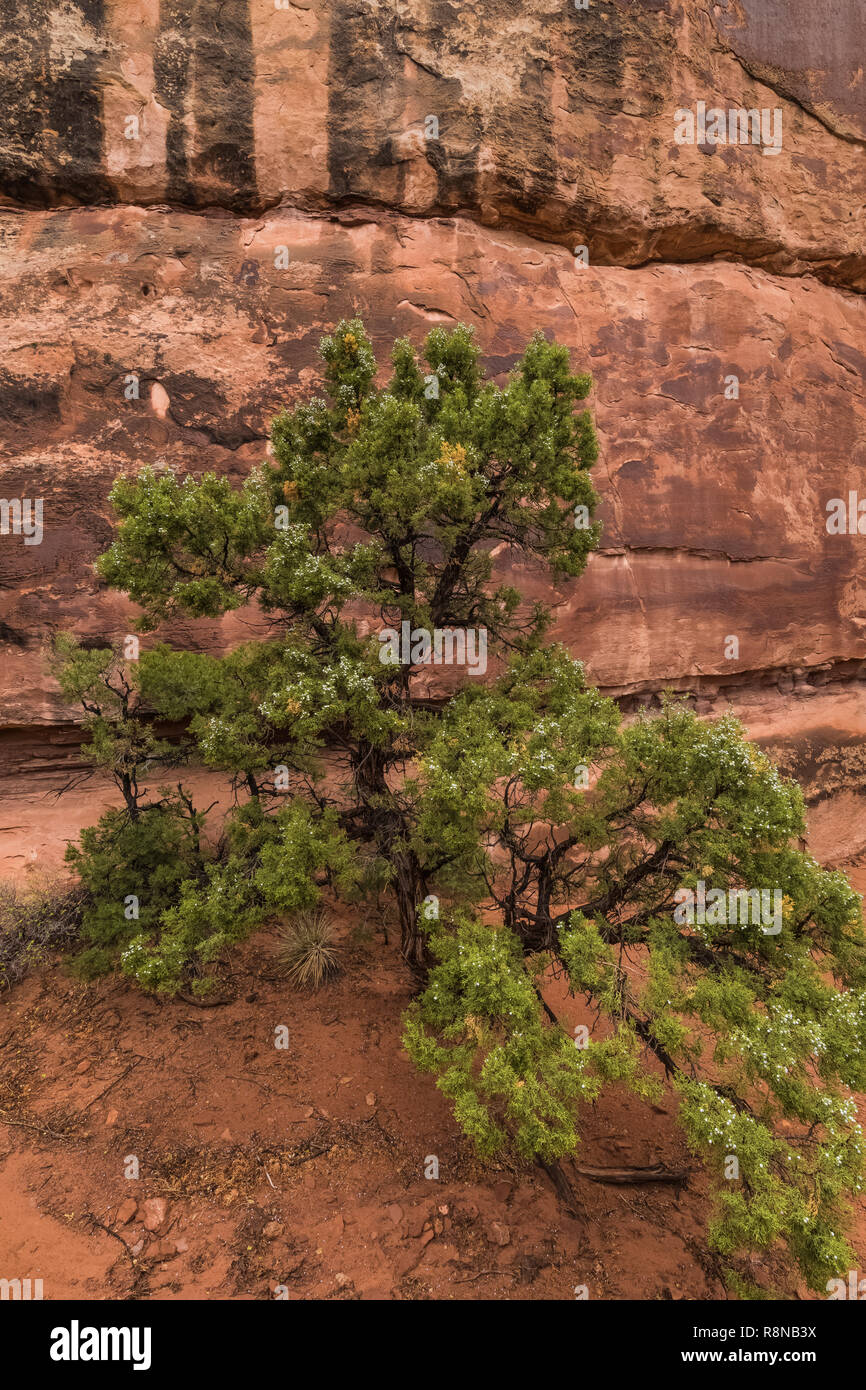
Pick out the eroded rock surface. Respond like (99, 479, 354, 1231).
(0, 0, 863, 832)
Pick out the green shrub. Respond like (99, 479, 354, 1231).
(65, 800, 206, 980)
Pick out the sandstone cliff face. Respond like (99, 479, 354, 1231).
(0, 1, 864, 821)
(3, 1, 864, 286)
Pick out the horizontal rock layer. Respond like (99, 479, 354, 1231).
(1, 0, 864, 288)
(1, 204, 864, 716)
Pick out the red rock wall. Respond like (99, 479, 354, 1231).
(0, 1, 864, 821)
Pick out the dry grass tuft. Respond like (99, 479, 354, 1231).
(276, 909, 341, 990)
(0, 876, 85, 991)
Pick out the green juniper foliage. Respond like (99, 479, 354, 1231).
(51, 636, 210, 980)
(53, 320, 866, 1293)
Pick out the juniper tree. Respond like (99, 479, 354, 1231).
(55, 320, 866, 1293)
(90, 320, 600, 969)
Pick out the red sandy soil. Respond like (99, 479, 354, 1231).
(1, 770, 865, 1301)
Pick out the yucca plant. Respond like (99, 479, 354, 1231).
(276, 909, 341, 989)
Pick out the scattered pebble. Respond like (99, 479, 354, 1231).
(116, 1198, 138, 1226)
(142, 1197, 168, 1232)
